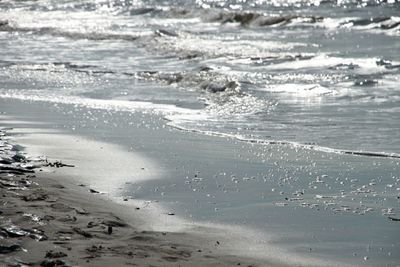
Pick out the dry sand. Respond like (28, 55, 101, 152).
(0, 128, 270, 267)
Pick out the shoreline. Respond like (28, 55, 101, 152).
(0, 100, 335, 267)
(0, 125, 273, 267)
(1, 98, 399, 267)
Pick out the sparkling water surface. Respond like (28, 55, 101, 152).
(1, 0, 399, 266)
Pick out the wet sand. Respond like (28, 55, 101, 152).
(1, 98, 399, 267)
(0, 126, 271, 267)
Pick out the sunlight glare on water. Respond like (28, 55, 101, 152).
(1, 0, 399, 265)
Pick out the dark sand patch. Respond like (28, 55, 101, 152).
(0, 127, 269, 267)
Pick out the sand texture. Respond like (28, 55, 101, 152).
(0, 127, 268, 267)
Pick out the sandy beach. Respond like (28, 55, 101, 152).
(1, 0, 400, 265)
(1, 97, 399, 267)
(0, 122, 270, 267)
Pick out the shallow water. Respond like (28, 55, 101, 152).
(2, 99, 399, 267)
(1, 0, 400, 155)
(1, 0, 400, 266)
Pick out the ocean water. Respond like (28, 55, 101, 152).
(1, 0, 400, 156)
(1, 0, 400, 266)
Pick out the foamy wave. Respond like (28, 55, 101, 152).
(0, 91, 199, 118)
(167, 119, 400, 159)
(263, 54, 394, 73)
(152, 32, 306, 59)
(259, 83, 334, 96)
(0, 21, 147, 41)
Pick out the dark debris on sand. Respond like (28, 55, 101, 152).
(0, 127, 261, 267)
(0, 128, 75, 266)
